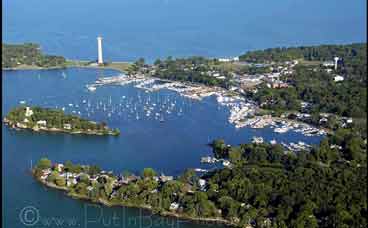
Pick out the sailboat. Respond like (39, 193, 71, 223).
(160, 115, 165, 123)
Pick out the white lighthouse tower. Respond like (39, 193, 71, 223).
(334, 56, 339, 70)
(97, 36, 103, 65)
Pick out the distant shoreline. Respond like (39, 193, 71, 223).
(2, 60, 132, 73)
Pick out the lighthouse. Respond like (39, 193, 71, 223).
(334, 56, 339, 70)
(97, 36, 103, 65)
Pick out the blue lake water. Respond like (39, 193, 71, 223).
(3, 0, 366, 62)
(3, 68, 323, 227)
(3, 0, 366, 227)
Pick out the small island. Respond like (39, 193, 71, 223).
(3, 106, 120, 136)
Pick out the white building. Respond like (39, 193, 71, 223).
(334, 75, 344, 82)
(169, 202, 179, 211)
(25, 107, 33, 117)
(323, 61, 335, 67)
(97, 36, 104, 65)
(218, 58, 231, 62)
(36, 120, 47, 126)
(198, 179, 206, 190)
(56, 164, 64, 172)
(63, 123, 72, 130)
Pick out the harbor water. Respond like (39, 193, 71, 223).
(3, 68, 322, 227)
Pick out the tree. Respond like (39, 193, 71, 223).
(55, 176, 66, 186)
(229, 147, 242, 163)
(88, 165, 101, 176)
(46, 171, 60, 184)
(180, 169, 196, 184)
(212, 139, 228, 158)
(37, 158, 51, 169)
(135, 58, 145, 67)
(142, 168, 157, 179)
(154, 59, 162, 66)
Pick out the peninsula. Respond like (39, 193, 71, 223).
(2, 43, 67, 69)
(33, 127, 366, 227)
(3, 106, 120, 136)
(2, 42, 132, 71)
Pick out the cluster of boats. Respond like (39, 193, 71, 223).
(281, 141, 312, 152)
(82, 75, 326, 136)
(273, 121, 326, 136)
(31, 90, 194, 124)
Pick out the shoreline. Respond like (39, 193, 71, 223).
(34, 175, 235, 227)
(3, 61, 332, 137)
(3, 118, 119, 136)
(2, 60, 132, 73)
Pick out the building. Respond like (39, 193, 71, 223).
(198, 179, 207, 190)
(56, 164, 64, 172)
(272, 82, 289, 88)
(322, 61, 334, 67)
(159, 175, 173, 183)
(25, 107, 33, 117)
(334, 75, 344, 82)
(36, 120, 47, 126)
(169, 202, 179, 211)
(63, 123, 72, 130)
(218, 58, 231, 62)
(97, 36, 103, 65)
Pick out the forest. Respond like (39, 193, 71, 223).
(2, 43, 66, 68)
(239, 43, 366, 81)
(5, 106, 120, 135)
(34, 124, 366, 227)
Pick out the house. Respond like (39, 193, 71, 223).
(233, 57, 240, 61)
(334, 75, 344, 82)
(223, 160, 231, 167)
(36, 120, 47, 126)
(325, 69, 333, 73)
(25, 107, 34, 117)
(272, 82, 289, 88)
(198, 179, 207, 190)
(322, 61, 334, 67)
(67, 178, 77, 186)
(319, 117, 328, 123)
(160, 175, 173, 183)
(63, 123, 72, 130)
(169, 202, 179, 211)
(218, 58, 231, 62)
(56, 164, 64, 172)
(152, 176, 159, 182)
(16, 122, 27, 128)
